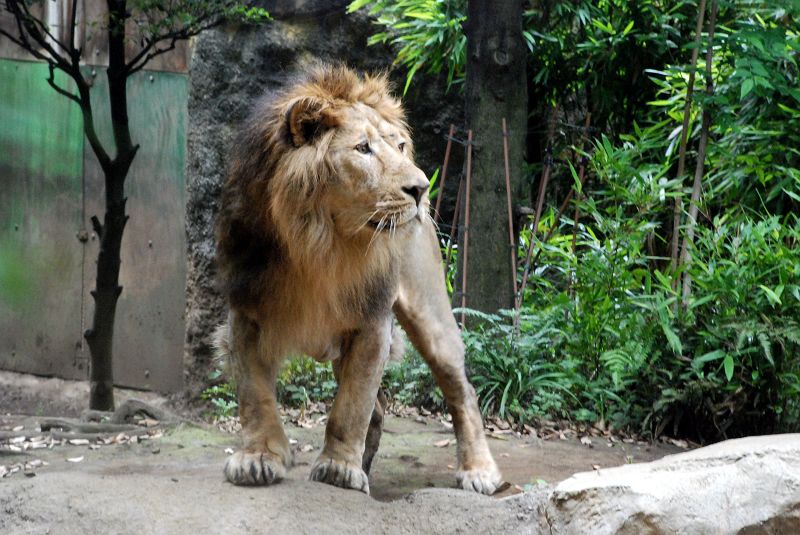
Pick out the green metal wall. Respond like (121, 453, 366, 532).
(0, 58, 186, 392)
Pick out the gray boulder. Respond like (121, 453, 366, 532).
(539, 433, 800, 534)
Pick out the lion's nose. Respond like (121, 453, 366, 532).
(402, 181, 428, 206)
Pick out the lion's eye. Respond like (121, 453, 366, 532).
(398, 142, 406, 153)
(355, 142, 372, 154)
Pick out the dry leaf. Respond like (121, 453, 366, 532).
(289, 439, 298, 445)
(68, 439, 90, 446)
(592, 464, 601, 471)
(300, 444, 314, 453)
(580, 436, 593, 447)
(433, 439, 451, 448)
(66, 456, 84, 463)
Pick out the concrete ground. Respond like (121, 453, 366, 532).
(0, 372, 682, 534)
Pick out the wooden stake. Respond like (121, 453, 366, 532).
(501, 118, 519, 306)
(460, 129, 473, 327)
(433, 124, 456, 224)
(444, 176, 464, 278)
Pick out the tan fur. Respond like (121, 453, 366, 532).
(215, 64, 502, 494)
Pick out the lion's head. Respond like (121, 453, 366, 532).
(218, 65, 430, 279)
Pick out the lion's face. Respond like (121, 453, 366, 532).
(322, 103, 430, 238)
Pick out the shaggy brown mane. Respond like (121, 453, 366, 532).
(215, 65, 409, 311)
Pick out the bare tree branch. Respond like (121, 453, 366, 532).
(46, 62, 81, 105)
(125, 17, 221, 74)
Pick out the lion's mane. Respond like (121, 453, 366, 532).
(215, 65, 410, 322)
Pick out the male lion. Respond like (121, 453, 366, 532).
(214, 64, 502, 495)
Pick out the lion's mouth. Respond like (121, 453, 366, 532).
(368, 209, 419, 232)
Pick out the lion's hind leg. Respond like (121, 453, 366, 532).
(220, 313, 292, 486)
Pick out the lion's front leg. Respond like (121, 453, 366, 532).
(394, 222, 503, 495)
(222, 314, 292, 486)
(310, 318, 392, 494)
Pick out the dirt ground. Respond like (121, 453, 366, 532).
(0, 371, 682, 534)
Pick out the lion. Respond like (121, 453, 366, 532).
(214, 64, 502, 495)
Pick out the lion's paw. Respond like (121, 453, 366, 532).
(224, 451, 286, 486)
(309, 456, 370, 494)
(456, 464, 503, 495)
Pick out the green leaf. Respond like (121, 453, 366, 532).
(347, 0, 372, 13)
(759, 284, 783, 306)
(741, 78, 754, 100)
(723, 355, 734, 382)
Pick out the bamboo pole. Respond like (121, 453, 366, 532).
(460, 130, 474, 327)
(670, 0, 708, 278)
(433, 124, 456, 224)
(502, 118, 519, 306)
(679, 0, 718, 308)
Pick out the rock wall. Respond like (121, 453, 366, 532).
(184, 1, 463, 389)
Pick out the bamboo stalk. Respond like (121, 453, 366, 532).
(670, 0, 708, 278)
(501, 118, 519, 306)
(679, 0, 718, 308)
(460, 130, 474, 327)
(567, 115, 592, 302)
(433, 124, 456, 224)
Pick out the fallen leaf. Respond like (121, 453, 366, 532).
(592, 464, 601, 471)
(300, 444, 314, 453)
(66, 456, 84, 463)
(12, 426, 23, 432)
(433, 439, 451, 448)
(68, 439, 90, 446)
(289, 439, 298, 445)
(580, 436, 593, 447)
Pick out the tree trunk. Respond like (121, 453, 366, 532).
(458, 0, 527, 314)
(84, 0, 137, 410)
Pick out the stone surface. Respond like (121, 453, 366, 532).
(546, 434, 800, 534)
(184, 4, 462, 387)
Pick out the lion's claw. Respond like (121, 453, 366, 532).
(456, 465, 503, 495)
(224, 451, 286, 486)
(310, 456, 370, 494)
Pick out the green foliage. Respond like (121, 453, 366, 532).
(348, 0, 466, 93)
(277, 356, 338, 407)
(201, 368, 238, 419)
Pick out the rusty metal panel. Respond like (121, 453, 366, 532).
(0, 59, 88, 380)
(82, 68, 187, 392)
(0, 59, 186, 393)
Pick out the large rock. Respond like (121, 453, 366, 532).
(184, 3, 462, 388)
(542, 433, 800, 534)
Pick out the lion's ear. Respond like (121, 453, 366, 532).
(286, 97, 338, 147)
